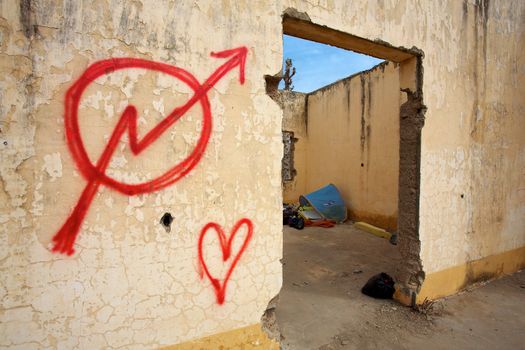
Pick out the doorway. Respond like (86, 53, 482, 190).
(264, 10, 426, 349)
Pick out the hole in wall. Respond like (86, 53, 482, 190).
(160, 212, 173, 232)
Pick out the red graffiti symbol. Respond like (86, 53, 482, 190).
(198, 218, 254, 305)
(52, 47, 248, 255)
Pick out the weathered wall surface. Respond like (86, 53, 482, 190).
(274, 90, 307, 203)
(416, 0, 525, 299)
(305, 62, 400, 230)
(1, 0, 524, 348)
(0, 1, 283, 348)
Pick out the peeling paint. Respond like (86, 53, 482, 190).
(42, 152, 62, 180)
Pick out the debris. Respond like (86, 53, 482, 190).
(389, 232, 398, 245)
(292, 281, 310, 287)
(298, 206, 323, 221)
(304, 218, 336, 228)
(353, 269, 363, 274)
(283, 203, 305, 230)
(299, 184, 347, 223)
(412, 298, 443, 319)
(361, 272, 395, 299)
(289, 215, 305, 230)
(261, 295, 280, 343)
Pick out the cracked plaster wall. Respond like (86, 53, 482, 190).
(1, 1, 284, 348)
(1, 0, 524, 348)
(415, 0, 525, 273)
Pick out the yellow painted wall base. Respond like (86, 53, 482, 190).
(349, 210, 397, 232)
(417, 246, 525, 303)
(160, 323, 279, 350)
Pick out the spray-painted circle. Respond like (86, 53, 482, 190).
(64, 58, 212, 195)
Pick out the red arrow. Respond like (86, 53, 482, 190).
(52, 47, 248, 255)
(124, 46, 247, 156)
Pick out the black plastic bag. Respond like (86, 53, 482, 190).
(361, 272, 395, 299)
(283, 204, 296, 225)
(283, 204, 304, 230)
(288, 216, 305, 230)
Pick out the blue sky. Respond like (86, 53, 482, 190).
(278, 35, 384, 93)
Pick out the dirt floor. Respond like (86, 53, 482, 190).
(275, 224, 525, 350)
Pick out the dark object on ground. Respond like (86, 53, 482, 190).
(361, 273, 395, 299)
(283, 204, 305, 230)
(289, 216, 305, 230)
(283, 204, 295, 225)
(389, 232, 398, 245)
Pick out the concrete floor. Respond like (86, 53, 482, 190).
(275, 224, 525, 350)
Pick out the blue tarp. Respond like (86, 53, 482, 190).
(299, 184, 347, 223)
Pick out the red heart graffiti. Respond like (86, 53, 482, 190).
(198, 218, 253, 305)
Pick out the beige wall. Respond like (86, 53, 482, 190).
(305, 62, 400, 230)
(417, 0, 525, 275)
(1, 0, 524, 348)
(0, 1, 284, 348)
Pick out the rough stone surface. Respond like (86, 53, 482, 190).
(397, 86, 426, 296)
(271, 90, 307, 202)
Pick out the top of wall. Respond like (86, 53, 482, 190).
(307, 60, 393, 96)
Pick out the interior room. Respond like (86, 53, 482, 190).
(266, 17, 423, 349)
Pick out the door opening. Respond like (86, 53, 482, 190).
(263, 10, 426, 349)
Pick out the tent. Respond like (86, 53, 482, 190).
(299, 184, 347, 223)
